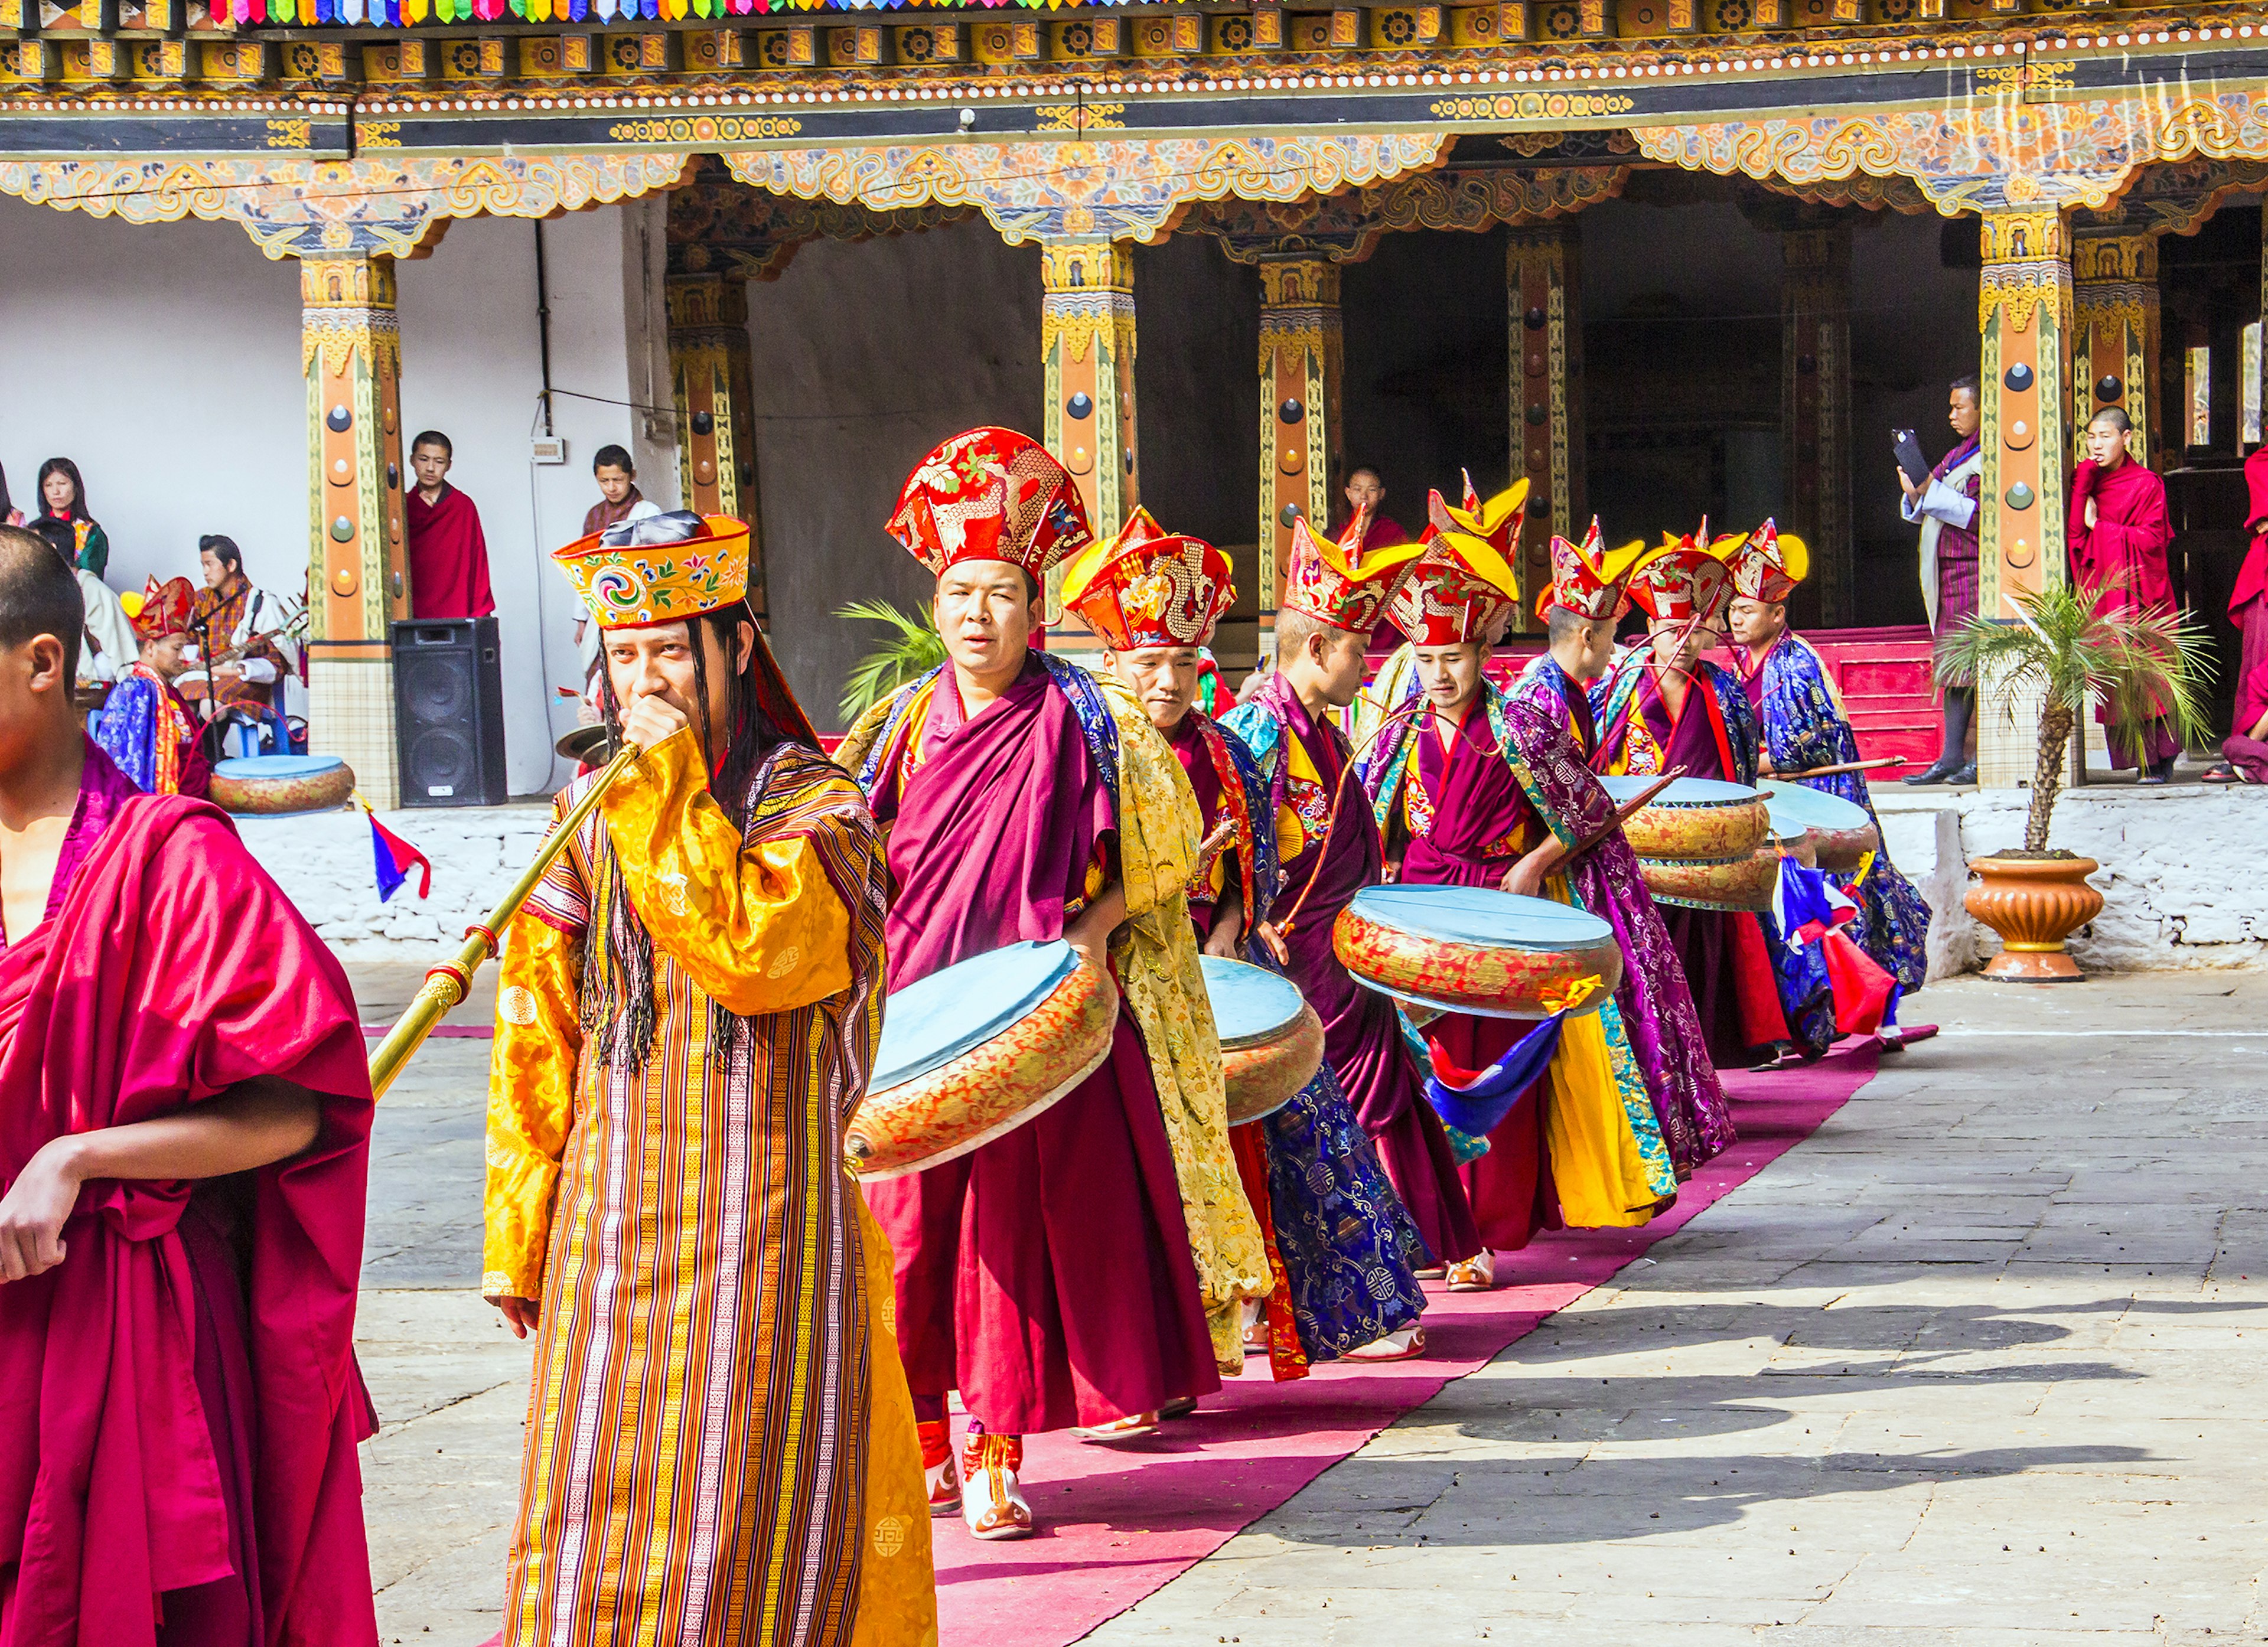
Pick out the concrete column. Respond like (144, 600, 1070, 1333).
(1506, 225, 1584, 638)
(302, 252, 409, 809)
(1256, 255, 1344, 661)
(666, 271, 765, 619)
(2070, 229, 2162, 470)
(1781, 224, 1853, 627)
(1040, 239, 1139, 644)
(1976, 206, 2075, 787)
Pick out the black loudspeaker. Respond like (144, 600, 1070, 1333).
(392, 617, 509, 807)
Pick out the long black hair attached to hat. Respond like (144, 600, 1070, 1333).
(582, 599, 817, 1068)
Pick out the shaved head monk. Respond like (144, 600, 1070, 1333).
(0, 526, 380, 1645)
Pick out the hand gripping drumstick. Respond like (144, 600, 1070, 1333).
(1510, 765, 1687, 889)
(365, 740, 644, 1099)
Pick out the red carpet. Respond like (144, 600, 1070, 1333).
(468, 1043, 1874, 1647)
(931, 1042, 1877, 1646)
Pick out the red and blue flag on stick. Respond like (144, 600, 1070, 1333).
(353, 795, 432, 904)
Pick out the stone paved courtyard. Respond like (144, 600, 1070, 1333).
(352, 968, 2268, 1645)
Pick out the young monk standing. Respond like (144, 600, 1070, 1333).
(1221, 510, 1482, 1337)
(838, 430, 1265, 1540)
(2068, 407, 2181, 782)
(1067, 507, 1426, 1377)
(486, 511, 933, 1644)
(0, 526, 380, 1646)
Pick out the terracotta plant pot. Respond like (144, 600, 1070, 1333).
(1964, 855, 2105, 982)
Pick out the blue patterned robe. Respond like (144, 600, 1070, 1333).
(1195, 715, 1427, 1365)
(1748, 634, 1931, 994)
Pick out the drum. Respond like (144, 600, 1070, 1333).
(847, 940, 1117, 1180)
(1760, 780, 1881, 874)
(207, 754, 356, 816)
(1201, 955, 1323, 1126)
(1638, 847, 1781, 912)
(1334, 885, 1623, 1020)
(1597, 775, 1771, 862)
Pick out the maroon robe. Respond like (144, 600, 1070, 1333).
(0, 741, 377, 1647)
(405, 484, 496, 621)
(1168, 712, 1236, 940)
(2068, 456, 2180, 769)
(1393, 707, 1555, 1254)
(1623, 668, 1788, 1067)
(861, 658, 1217, 1436)
(1249, 676, 1481, 1267)
(579, 484, 646, 540)
(2235, 451, 2268, 745)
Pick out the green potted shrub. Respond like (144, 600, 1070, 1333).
(836, 598, 945, 725)
(1935, 579, 2211, 981)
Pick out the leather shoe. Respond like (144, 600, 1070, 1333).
(1948, 762, 1977, 785)
(1902, 759, 1961, 786)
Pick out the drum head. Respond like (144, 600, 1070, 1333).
(1200, 955, 1307, 1051)
(1597, 775, 1762, 807)
(1758, 779, 1872, 835)
(211, 755, 346, 780)
(1345, 885, 1615, 951)
(872, 940, 1081, 1095)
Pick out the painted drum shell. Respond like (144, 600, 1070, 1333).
(1757, 780, 1879, 875)
(1611, 785, 1771, 862)
(846, 954, 1118, 1181)
(1333, 890, 1625, 1020)
(1810, 823, 1882, 874)
(207, 755, 356, 816)
(1638, 846, 1780, 912)
(1221, 1001, 1324, 1126)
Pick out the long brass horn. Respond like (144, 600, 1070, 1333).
(366, 741, 642, 1099)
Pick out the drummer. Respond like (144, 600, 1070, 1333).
(1720, 521, 1934, 1049)
(1511, 518, 1646, 767)
(1064, 507, 1427, 1379)
(1357, 487, 1710, 1283)
(1594, 531, 1824, 1071)
(836, 429, 1267, 1541)
(1220, 506, 1485, 1333)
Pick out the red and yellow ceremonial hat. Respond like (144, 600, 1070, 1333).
(1282, 505, 1429, 635)
(125, 575, 197, 643)
(1628, 524, 1734, 629)
(553, 512, 752, 630)
(1425, 471, 1529, 563)
(885, 426, 1094, 579)
(1059, 506, 1237, 651)
(1386, 524, 1524, 645)
(1537, 518, 1650, 623)
(1716, 518, 1809, 604)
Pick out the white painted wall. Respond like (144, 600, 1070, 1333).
(0, 193, 674, 798)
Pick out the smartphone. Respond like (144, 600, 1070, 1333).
(1892, 428, 1931, 488)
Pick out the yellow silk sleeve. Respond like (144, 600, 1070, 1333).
(599, 726, 854, 1016)
(483, 909, 584, 1302)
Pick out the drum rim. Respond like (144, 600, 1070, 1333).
(1198, 954, 1308, 1051)
(1345, 883, 1615, 951)
(1757, 778, 1873, 832)
(210, 754, 347, 776)
(1596, 774, 1765, 807)
(871, 939, 1080, 1095)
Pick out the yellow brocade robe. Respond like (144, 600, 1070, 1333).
(484, 729, 936, 1647)
(837, 667, 1269, 1371)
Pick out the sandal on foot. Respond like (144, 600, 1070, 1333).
(960, 1434, 1033, 1540)
(2202, 764, 2242, 785)
(1343, 1325, 1426, 1363)
(1446, 1251, 1496, 1292)
(1071, 1411, 1161, 1444)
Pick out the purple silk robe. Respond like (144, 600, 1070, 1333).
(861, 658, 1218, 1436)
(1244, 674, 1481, 1267)
(1396, 709, 1554, 1252)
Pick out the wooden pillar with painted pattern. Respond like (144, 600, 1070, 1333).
(666, 271, 767, 620)
(1976, 206, 2074, 786)
(1506, 225, 1584, 638)
(1256, 255, 1344, 661)
(302, 251, 409, 809)
(1040, 239, 1139, 648)
(2070, 227, 2161, 470)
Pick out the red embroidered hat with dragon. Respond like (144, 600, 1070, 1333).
(1628, 522, 1734, 628)
(125, 576, 197, 643)
(1059, 506, 1237, 650)
(1388, 475, 1530, 644)
(1281, 504, 1429, 635)
(885, 426, 1094, 578)
(1716, 518, 1810, 604)
(1537, 517, 1651, 624)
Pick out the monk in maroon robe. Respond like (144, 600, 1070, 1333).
(0, 529, 377, 1647)
(2208, 447, 2268, 783)
(406, 432, 496, 621)
(2068, 408, 2180, 778)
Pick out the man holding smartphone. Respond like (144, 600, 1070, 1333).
(1896, 374, 1983, 785)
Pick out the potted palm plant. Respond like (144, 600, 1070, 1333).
(1935, 579, 2211, 981)
(836, 597, 945, 724)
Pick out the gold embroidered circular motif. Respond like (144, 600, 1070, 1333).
(872, 1514, 908, 1558)
(499, 986, 539, 1025)
(767, 946, 801, 979)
